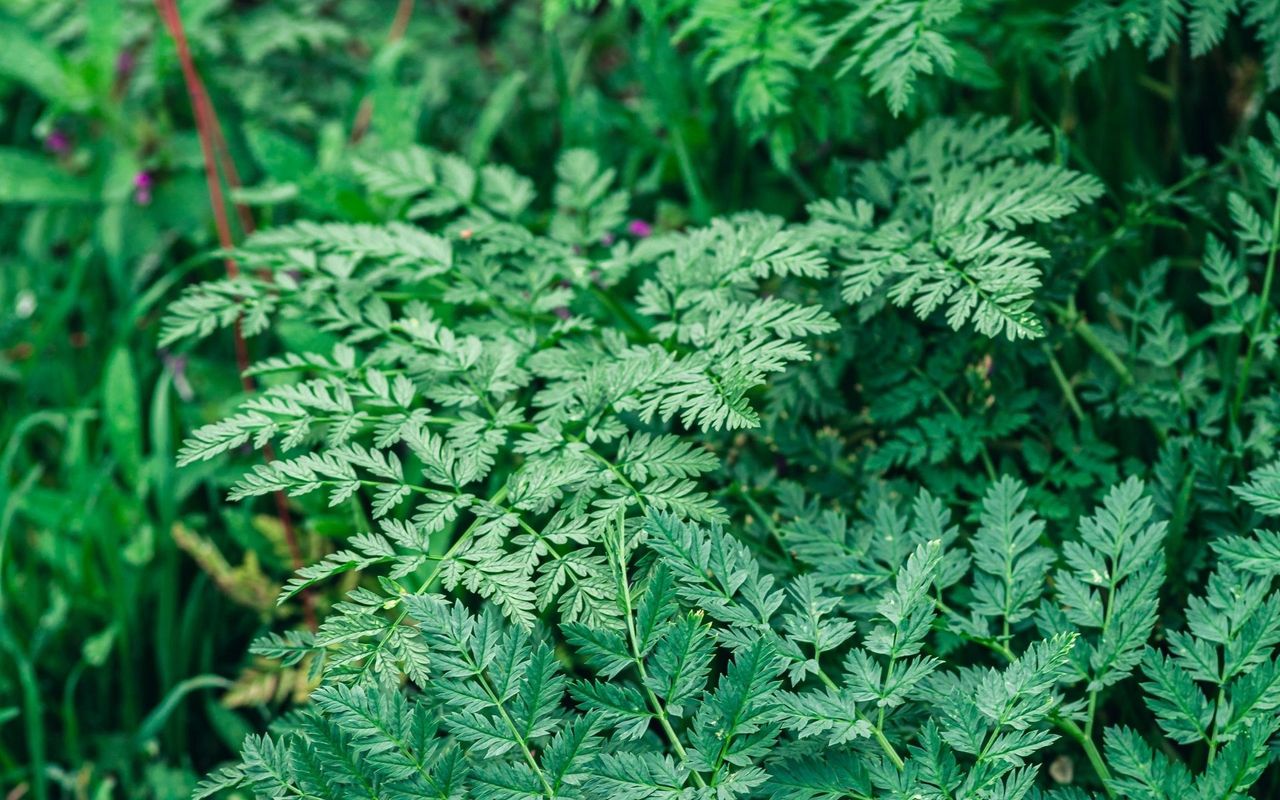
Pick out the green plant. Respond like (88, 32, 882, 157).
(6, 0, 1280, 797)
(167, 105, 1280, 795)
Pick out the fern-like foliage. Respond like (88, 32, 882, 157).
(806, 117, 1104, 339)
(1066, 0, 1280, 84)
(167, 145, 834, 669)
(173, 141, 1280, 800)
(197, 460, 1280, 799)
(668, 0, 968, 160)
(813, 0, 963, 115)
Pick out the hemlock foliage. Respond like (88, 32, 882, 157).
(7, 0, 1280, 797)
(171, 110, 1280, 796)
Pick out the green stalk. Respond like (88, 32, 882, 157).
(815, 668, 904, 770)
(636, 4, 711, 221)
(1043, 344, 1086, 423)
(589, 284, 653, 343)
(477, 670, 556, 797)
(610, 519, 709, 789)
(669, 125, 711, 223)
(1206, 686, 1226, 765)
(1069, 313, 1135, 386)
(355, 485, 511, 680)
(1230, 185, 1280, 424)
(912, 367, 997, 480)
(1054, 715, 1115, 797)
(733, 483, 794, 567)
(1085, 541, 1125, 754)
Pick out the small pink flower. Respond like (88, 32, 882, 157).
(133, 171, 153, 205)
(626, 219, 653, 238)
(553, 306, 571, 320)
(161, 350, 194, 401)
(600, 232, 616, 246)
(44, 131, 70, 154)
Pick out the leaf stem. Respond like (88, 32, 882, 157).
(911, 367, 996, 480)
(477, 668, 556, 796)
(353, 485, 511, 680)
(1050, 301, 1134, 387)
(732, 482, 794, 567)
(588, 284, 653, 343)
(610, 515, 709, 789)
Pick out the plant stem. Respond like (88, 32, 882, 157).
(669, 124, 711, 223)
(815, 668, 904, 770)
(611, 519, 709, 789)
(1043, 344, 1086, 422)
(1063, 310, 1135, 386)
(355, 486, 511, 680)
(1206, 686, 1225, 765)
(1230, 184, 1280, 424)
(350, 0, 415, 143)
(2, 634, 45, 800)
(477, 667, 556, 796)
(589, 284, 653, 342)
(1054, 714, 1115, 797)
(733, 483, 794, 567)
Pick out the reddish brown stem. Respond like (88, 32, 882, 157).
(155, 0, 315, 630)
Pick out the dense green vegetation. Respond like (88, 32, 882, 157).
(3, 1, 1280, 798)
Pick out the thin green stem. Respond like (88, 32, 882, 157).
(815, 668, 904, 770)
(1043, 344, 1086, 422)
(935, 594, 1114, 797)
(1231, 184, 1280, 424)
(2, 635, 45, 800)
(619, 555, 711, 788)
(669, 125, 711, 223)
(1054, 714, 1115, 797)
(932, 596, 1016, 661)
(476, 668, 556, 796)
(1086, 550, 1124, 743)
(588, 284, 653, 343)
(354, 485, 511, 680)
(610, 515, 709, 789)
(1206, 685, 1226, 765)
(1058, 307, 1135, 387)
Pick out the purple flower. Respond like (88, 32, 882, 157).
(626, 219, 653, 238)
(600, 232, 616, 247)
(133, 171, 153, 205)
(44, 130, 70, 154)
(553, 306, 571, 320)
(116, 51, 136, 79)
